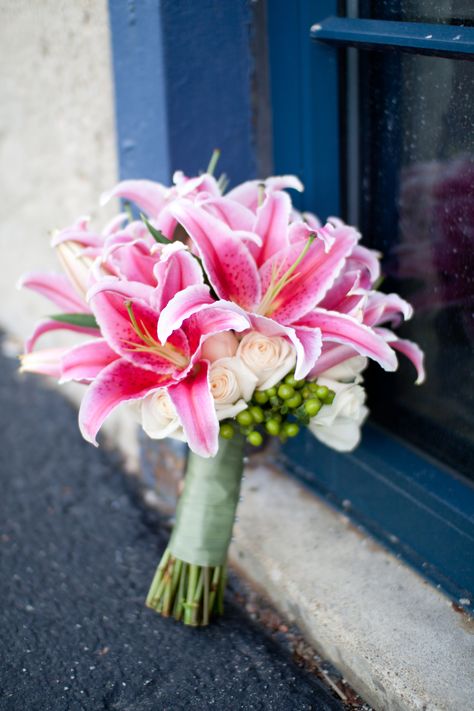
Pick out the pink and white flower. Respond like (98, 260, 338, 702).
(20, 167, 425, 458)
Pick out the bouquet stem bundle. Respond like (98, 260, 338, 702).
(146, 435, 245, 625)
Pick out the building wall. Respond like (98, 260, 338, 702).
(0, 0, 118, 341)
(0, 1, 140, 467)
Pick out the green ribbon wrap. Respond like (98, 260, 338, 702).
(168, 435, 245, 567)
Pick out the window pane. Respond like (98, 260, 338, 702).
(361, 1, 474, 25)
(357, 49, 474, 480)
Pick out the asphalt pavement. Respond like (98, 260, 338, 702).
(0, 340, 343, 711)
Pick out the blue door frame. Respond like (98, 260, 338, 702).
(108, 0, 474, 611)
(268, 0, 474, 609)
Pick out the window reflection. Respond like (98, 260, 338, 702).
(362, 1, 474, 25)
(357, 50, 474, 479)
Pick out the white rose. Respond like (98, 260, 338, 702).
(309, 378, 368, 452)
(209, 356, 258, 420)
(201, 332, 239, 362)
(237, 331, 296, 390)
(319, 356, 367, 383)
(138, 388, 186, 442)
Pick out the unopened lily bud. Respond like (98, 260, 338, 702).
(55, 241, 93, 300)
(19, 348, 67, 378)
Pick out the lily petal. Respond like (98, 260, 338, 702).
(347, 245, 381, 286)
(153, 242, 204, 311)
(390, 338, 426, 385)
(158, 284, 215, 344)
(308, 343, 359, 379)
(102, 212, 129, 236)
(364, 292, 414, 327)
(375, 328, 425, 384)
(104, 237, 158, 284)
(227, 175, 303, 211)
(169, 360, 219, 458)
(259, 226, 358, 324)
(79, 358, 167, 445)
(60, 338, 119, 383)
(168, 200, 261, 310)
(185, 302, 252, 356)
(24, 318, 99, 353)
(197, 195, 256, 232)
(254, 191, 292, 265)
(288, 221, 335, 252)
(19, 272, 86, 311)
(100, 179, 167, 217)
(298, 309, 398, 372)
(319, 270, 366, 316)
(89, 283, 189, 373)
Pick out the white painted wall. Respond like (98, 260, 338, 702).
(0, 1, 139, 468)
(0, 0, 118, 340)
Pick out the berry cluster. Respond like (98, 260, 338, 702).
(219, 372, 336, 447)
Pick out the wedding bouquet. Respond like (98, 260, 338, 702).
(19, 152, 424, 626)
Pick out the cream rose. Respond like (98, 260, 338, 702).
(237, 331, 296, 390)
(201, 332, 239, 362)
(209, 356, 258, 420)
(138, 388, 185, 442)
(309, 377, 368, 452)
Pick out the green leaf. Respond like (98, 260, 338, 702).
(141, 214, 171, 244)
(49, 313, 99, 329)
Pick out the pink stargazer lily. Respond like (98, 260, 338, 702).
(21, 168, 425, 460)
(156, 194, 404, 380)
(64, 245, 252, 457)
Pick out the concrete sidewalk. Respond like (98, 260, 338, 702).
(0, 345, 343, 711)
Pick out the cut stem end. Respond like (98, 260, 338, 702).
(146, 548, 227, 626)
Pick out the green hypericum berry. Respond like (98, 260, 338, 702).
(325, 390, 336, 404)
(284, 373, 297, 387)
(265, 418, 281, 436)
(304, 398, 322, 417)
(254, 390, 268, 405)
(315, 385, 329, 400)
(269, 395, 281, 408)
(285, 373, 305, 389)
(249, 405, 264, 424)
(286, 392, 302, 409)
(237, 410, 253, 427)
(308, 381, 319, 393)
(265, 387, 277, 398)
(283, 422, 300, 438)
(301, 387, 310, 399)
(277, 384, 295, 400)
(219, 423, 235, 439)
(247, 430, 263, 447)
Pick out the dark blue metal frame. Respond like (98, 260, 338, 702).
(108, 0, 256, 186)
(267, 0, 341, 218)
(312, 16, 474, 58)
(268, 0, 474, 609)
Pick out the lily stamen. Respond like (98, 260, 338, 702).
(257, 233, 316, 316)
(123, 300, 188, 369)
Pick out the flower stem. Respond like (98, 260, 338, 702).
(146, 550, 231, 626)
(146, 435, 245, 625)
